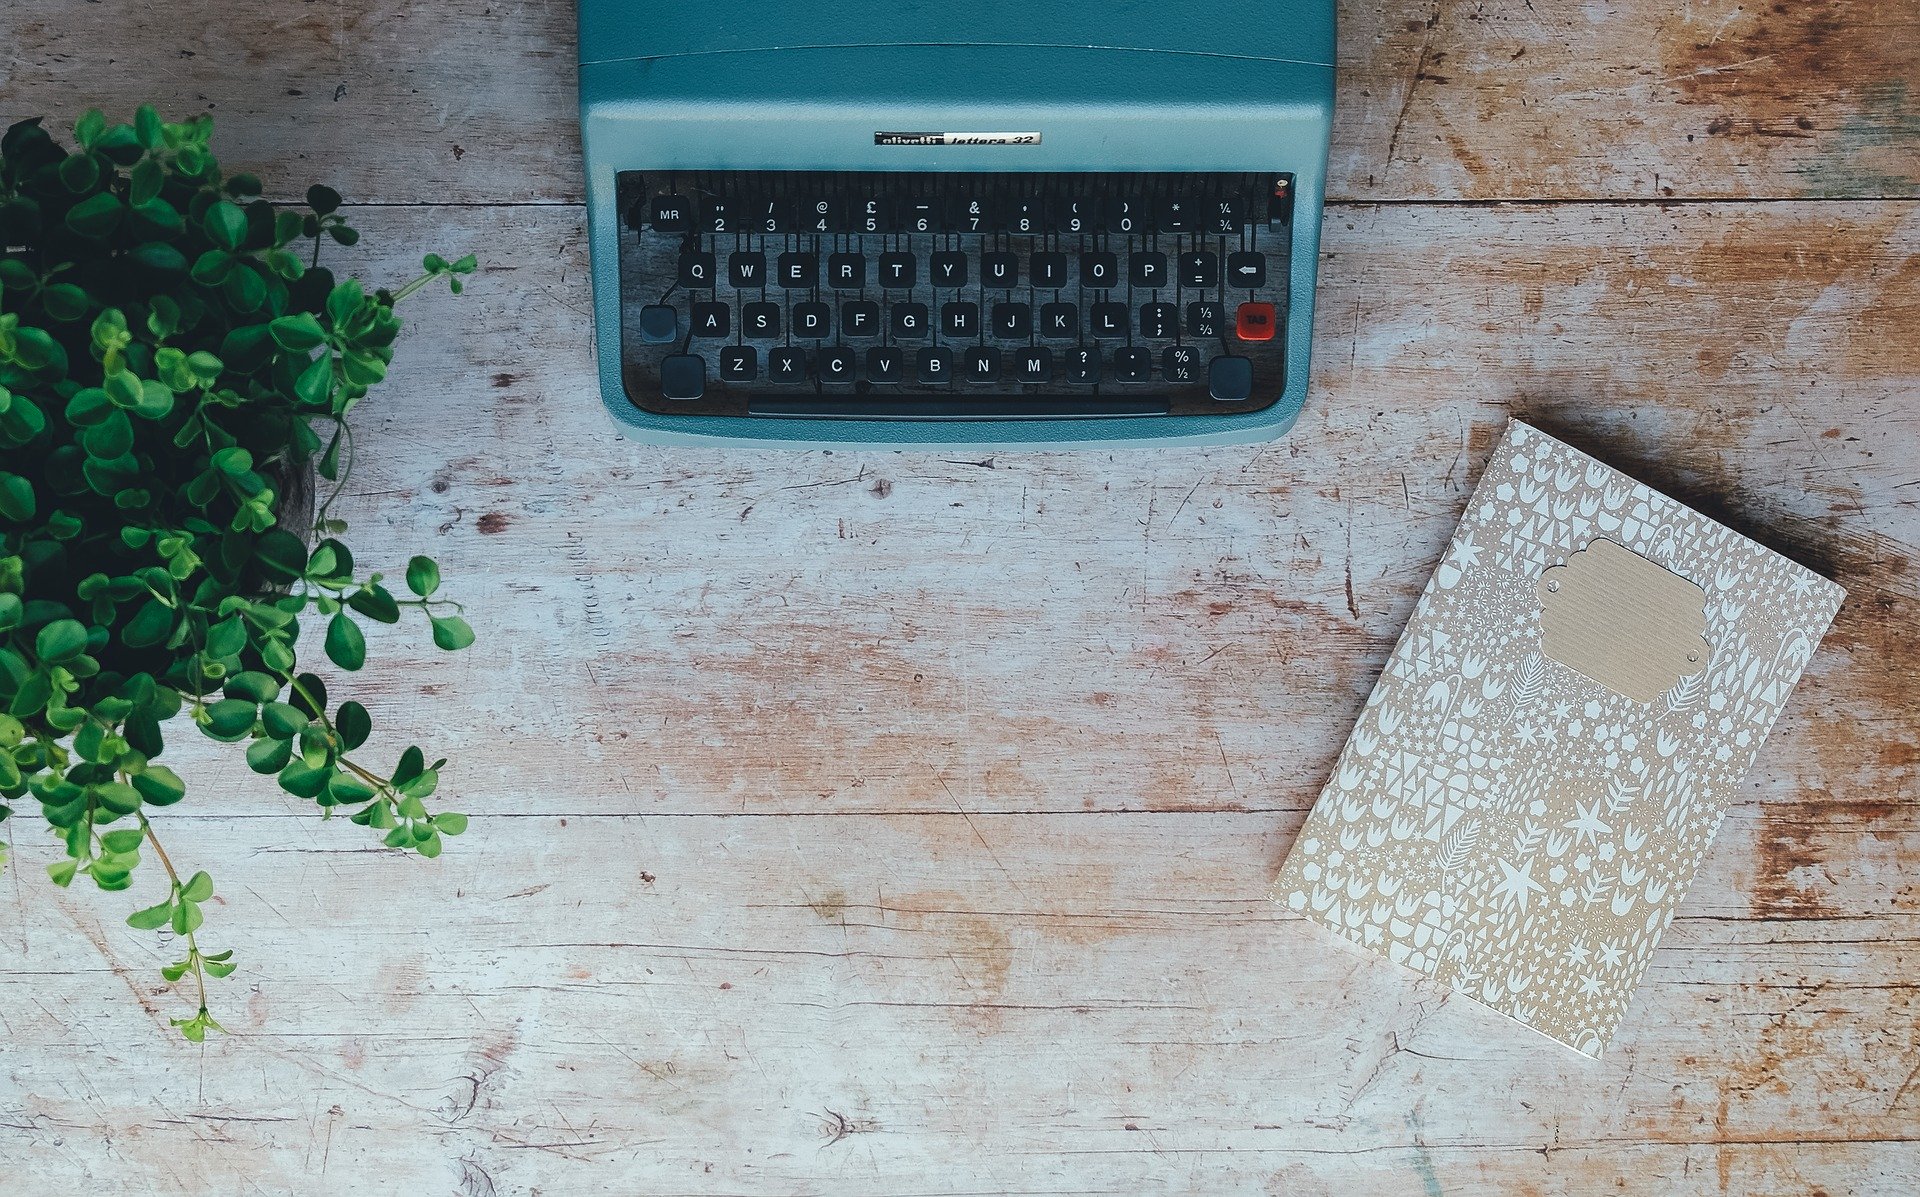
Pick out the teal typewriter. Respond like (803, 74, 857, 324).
(578, 1, 1335, 448)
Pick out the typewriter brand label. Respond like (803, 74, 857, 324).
(875, 131, 1041, 146)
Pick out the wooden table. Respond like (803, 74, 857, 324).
(3, 2, 1916, 1192)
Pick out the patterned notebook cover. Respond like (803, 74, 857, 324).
(1273, 420, 1845, 1057)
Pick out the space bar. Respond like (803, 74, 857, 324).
(747, 395, 1171, 419)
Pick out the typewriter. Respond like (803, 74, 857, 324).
(578, 1, 1335, 447)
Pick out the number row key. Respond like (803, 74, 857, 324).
(656, 193, 1256, 235)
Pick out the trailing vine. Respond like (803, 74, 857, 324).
(0, 107, 476, 1038)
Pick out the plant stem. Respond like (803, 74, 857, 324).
(287, 674, 395, 803)
(385, 268, 442, 305)
(311, 422, 355, 529)
(137, 812, 208, 1015)
(337, 754, 383, 786)
(288, 674, 333, 734)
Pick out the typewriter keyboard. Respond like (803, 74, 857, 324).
(614, 171, 1293, 420)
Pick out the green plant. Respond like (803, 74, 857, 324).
(0, 107, 478, 1039)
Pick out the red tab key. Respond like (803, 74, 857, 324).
(1236, 301, 1277, 342)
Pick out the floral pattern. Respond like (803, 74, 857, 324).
(1273, 421, 1845, 1058)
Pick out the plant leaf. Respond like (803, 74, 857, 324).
(202, 200, 248, 250)
(268, 313, 327, 352)
(127, 901, 173, 930)
(278, 760, 330, 799)
(246, 735, 293, 774)
(392, 745, 425, 786)
(131, 766, 186, 807)
(294, 354, 334, 406)
(204, 698, 257, 738)
(101, 828, 144, 854)
(429, 614, 474, 651)
(0, 472, 35, 521)
(336, 700, 372, 750)
(171, 900, 203, 935)
(64, 191, 123, 238)
(253, 529, 307, 582)
(306, 184, 342, 216)
(347, 583, 400, 624)
(405, 555, 440, 597)
(324, 612, 366, 670)
(35, 619, 90, 663)
(260, 701, 308, 739)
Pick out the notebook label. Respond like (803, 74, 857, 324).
(1536, 538, 1711, 704)
(875, 131, 1041, 146)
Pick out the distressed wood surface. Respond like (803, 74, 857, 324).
(3, 2, 1919, 1195)
(0, 0, 1915, 204)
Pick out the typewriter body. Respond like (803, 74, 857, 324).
(578, 1, 1335, 448)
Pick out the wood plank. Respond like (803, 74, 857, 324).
(1, 1, 1914, 203)
(3, 813, 1915, 1193)
(1330, 0, 1920, 201)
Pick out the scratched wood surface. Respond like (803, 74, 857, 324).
(2, 0, 1916, 203)
(1, 1, 1917, 1194)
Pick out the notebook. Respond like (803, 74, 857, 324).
(1272, 420, 1846, 1057)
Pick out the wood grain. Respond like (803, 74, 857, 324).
(1, 0, 1914, 203)
(1332, 0, 1920, 200)
(5, 812, 1918, 1195)
(107, 201, 1916, 824)
(2, 1, 1918, 1193)
(2, 196, 1915, 1192)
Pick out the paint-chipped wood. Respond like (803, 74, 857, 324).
(1, 1, 1914, 203)
(3, 2, 1918, 1193)
(1334, 0, 1920, 200)
(6, 812, 1919, 1193)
